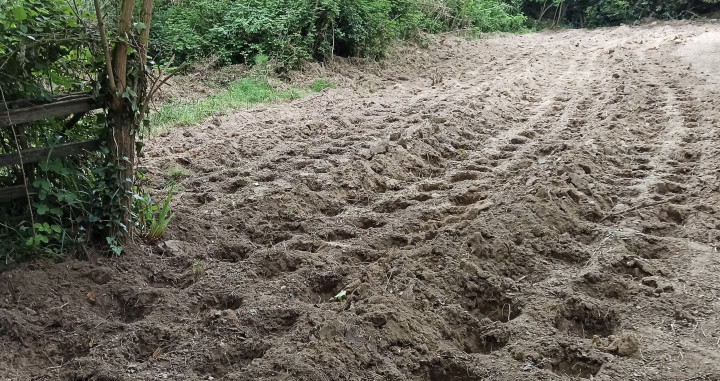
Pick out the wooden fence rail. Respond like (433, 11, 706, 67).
(0, 93, 103, 202)
(0, 93, 99, 127)
(0, 140, 101, 168)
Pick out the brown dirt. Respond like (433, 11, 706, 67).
(2, 22, 720, 381)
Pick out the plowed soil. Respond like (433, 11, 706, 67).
(2, 22, 720, 381)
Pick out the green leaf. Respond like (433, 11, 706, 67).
(12, 7, 28, 21)
(51, 225, 62, 233)
(331, 290, 347, 301)
(36, 204, 49, 215)
(63, 192, 76, 203)
(33, 179, 50, 191)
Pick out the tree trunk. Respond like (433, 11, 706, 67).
(108, 107, 135, 237)
(106, 0, 139, 239)
(94, 0, 155, 241)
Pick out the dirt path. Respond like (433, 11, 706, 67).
(2, 22, 720, 381)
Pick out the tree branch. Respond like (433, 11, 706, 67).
(139, 0, 154, 69)
(112, 0, 136, 105)
(93, 0, 116, 94)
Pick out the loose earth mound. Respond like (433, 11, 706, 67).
(2, 22, 720, 380)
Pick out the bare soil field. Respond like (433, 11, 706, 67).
(2, 22, 720, 380)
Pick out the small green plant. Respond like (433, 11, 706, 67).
(165, 168, 190, 183)
(133, 191, 175, 243)
(331, 290, 347, 301)
(311, 79, 336, 92)
(106, 236, 123, 256)
(22, 222, 62, 252)
(149, 192, 175, 242)
(191, 260, 206, 279)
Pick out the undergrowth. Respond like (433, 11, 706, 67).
(150, 0, 528, 67)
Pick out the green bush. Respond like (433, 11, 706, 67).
(519, 0, 720, 28)
(150, 0, 533, 67)
(464, 0, 527, 32)
(585, 0, 631, 26)
(151, 0, 339, 66)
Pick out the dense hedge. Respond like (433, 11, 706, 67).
(149, 0, 527, 67)
(151, 0, 720, 68)
(521, 0, 720, 28)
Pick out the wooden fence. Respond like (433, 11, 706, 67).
(0, 93, 102, 201)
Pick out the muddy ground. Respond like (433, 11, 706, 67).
(2, 22, 720, 380)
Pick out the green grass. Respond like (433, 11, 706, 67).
(310, 79, 336, 92)
(150, 78, 335, 135)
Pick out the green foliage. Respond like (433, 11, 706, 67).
(149, 192, 174, 242)
(150, 0, 535, 68)
(151, 0, 338, 67)
(519, 0, 720, 28)
(0, 0, 101, 100)
(132, 190, 174, 242)
(191, 260, 205, 279)
(311, 79, 337, 92)
(585, 0, 630, 27)
(165, 168, 190, 183)
(0, 146, 136, 260)
(464, 0, 527, 32)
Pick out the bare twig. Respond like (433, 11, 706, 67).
(0, 85, 35, 232)
(139, 62, 186, 119)
(93, 0, 116, 94)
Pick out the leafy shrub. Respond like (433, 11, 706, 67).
(464, 0, 527, 32)
(150, 0, 535, 68)
(519, 0, 720, 28)
(0, 0, 100, 100)
(151, 0, 339, 66)
(585, 0, 631, 27)
(334, 0, 393, 58)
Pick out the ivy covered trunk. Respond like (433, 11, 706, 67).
(108, 108, 135, 236)
(98, 0, 154, 241)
